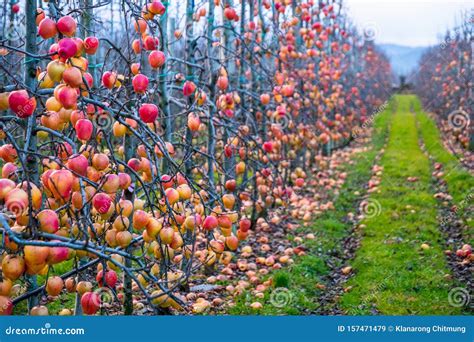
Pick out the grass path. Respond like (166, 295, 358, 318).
(227, 97, 394, 314)
(414, 102, 474, 241)
(225, 95, 470, 315)
(340, 95, 461, 315)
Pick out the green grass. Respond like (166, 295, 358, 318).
(340, 95, 460, 315)
(228, 98, 393, 315)
(414, 104, 474, 242)
(13, 260, 76, 315)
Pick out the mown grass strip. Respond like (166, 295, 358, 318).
(340, 95, 460, 315)
(228, 99, 393, 314)
(414, 104, 474, 242)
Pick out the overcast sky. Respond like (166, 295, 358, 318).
(343, 0, 473, 47)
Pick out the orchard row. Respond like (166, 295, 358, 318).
(414, 10, 473, 151)
(0, 0, 392, 315)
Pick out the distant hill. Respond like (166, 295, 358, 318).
(378, 44, 428, 78)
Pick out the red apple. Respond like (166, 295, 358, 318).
(11, 4, 19, 14)
(262, 141, 273, 153)
(67, 154, 88, 176)
(260, 93, 270, 105)
(37, 209, 59, 234)
(8, 90, 36, 118)
(138, 103, 158, 123)
(58, 38, 78, 59)
(224, 7, 237, 20)
(38, 18, 57, 39)
(183, 81, 196, 96)
(132, 74, 149, 94)
(1, 255, 25, 281)
(239, 218, 251, 232)
(56, 15, 77, 37)
(75, 119, 93, 141)
(81, 292, 100, 315)
(47, 244, 70, 264)
(203, 215, 218, 231)
(92, 192, 112, 214)
(63, 67, 83, 88)
(24, 244, 50, 267)
(1, 162, 17, 179)
(101, 71, 118, 89)
(127, 158, 141, 172)
(143, 36, 158, 50)
(187, 112, 201, 131)
(118, 172, 132, 190)
(295, 178, 304, 187)
(84, 36, 99, 54)
(102, 174, 120, 193)
(96, 270, 117, 288)
(56, 85, 78, 109)
(0, 178, 15, 200)
(160, 174, 174, 189)
(48, 169, 74, 200)
(165, 188, 179, 205)
(148, 1, 166, 15)
(148, 50, 165, 69)
(0, 296, 13, 315)
(92, 153, 109, 170)
(225, 235, 239, 250)
(46, 276, 64, 296)
(225, 179, 236, 192)
(217, 76, 229, 90)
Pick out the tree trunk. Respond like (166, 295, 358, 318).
(160, 2, 172, 173)
(24, 0, 39, 312)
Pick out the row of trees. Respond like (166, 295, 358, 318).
(0, 0, 392, 315)
(414, 10, 473, 151)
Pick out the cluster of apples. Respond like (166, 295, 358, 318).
(1, 12, 100, 136)
(414, 23, 472, 150)
(249, 2, 393, 161)
(454, 244, 472, 263)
